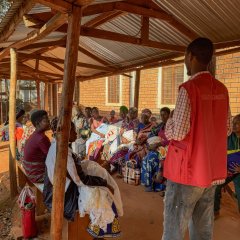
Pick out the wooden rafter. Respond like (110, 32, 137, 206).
(81, 27, 186, 52)
(35, 0, 72, 13)
(0, 1, 34, 42)
(141, 16, 149, 43)
(43, 60, 64, 73)
(214, 40, 240, 49)
(78, 46, 117, 69)
(77, 52, 182, 81)
(36, 0, 93, 12)
(19, 38, 66, 51)
(83, 10, 124, 28)
(0, 12, 67, 61)
(18, 53, 114, 72)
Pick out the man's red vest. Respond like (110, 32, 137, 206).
(164, 72, 229, 187)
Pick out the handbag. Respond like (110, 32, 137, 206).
(122, 160, 140, 186)
(18, 186, 38, 238)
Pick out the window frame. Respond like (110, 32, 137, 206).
(157, 64, 188, 109)
(105, 75, 123, 106)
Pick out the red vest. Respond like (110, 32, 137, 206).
(164, 72, 229, 187)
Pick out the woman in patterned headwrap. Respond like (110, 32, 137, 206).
(126, 109, 155, 164)
(120, 107, 139, 134)
(109, 109, 155, 174)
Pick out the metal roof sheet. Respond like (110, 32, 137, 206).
(1, 0, 240, 79)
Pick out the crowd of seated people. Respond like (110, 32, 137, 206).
(8, 103, 240, 231)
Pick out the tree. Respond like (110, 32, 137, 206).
(0, 0, 12, 22)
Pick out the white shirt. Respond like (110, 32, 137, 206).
(45, 139, 82, 192)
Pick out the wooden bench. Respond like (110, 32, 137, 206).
(16, 162, 93, 240)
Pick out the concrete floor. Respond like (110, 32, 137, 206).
(1, 141, 240, 240)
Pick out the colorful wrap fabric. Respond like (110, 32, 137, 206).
(227, 150, 240, 174)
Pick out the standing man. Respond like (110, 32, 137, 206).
(162, 38, 232, 240)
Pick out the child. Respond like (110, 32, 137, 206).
(109, 110, 118, 124)
(141, 136, 165, 192)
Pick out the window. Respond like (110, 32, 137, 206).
(161, 64, 184, 105)
(106, 75, 122, 105)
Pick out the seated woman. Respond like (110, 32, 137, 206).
(127, 108, 155, 164)
(44, 118, 122, 238)
(121, 107, 139, 134)
(86, 107, 108, 159)
(23, 110, 51, 183)
(109, 110, 118, 124)
(214, 114, 240, 218)
(72, 106, 88, 139)
(102, 107, 139, 163)
(109, 109, 154, 173)
(44, 118, 109, 219)
(2, 108, 25, 155)
(141, 136, 164, 192)
(119, 106, 129, 128)
(18, 110, 37, 161)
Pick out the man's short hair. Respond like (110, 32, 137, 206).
(160, 107, 171, 115)
(31, 110, 48, 127)
(186, 38, 214, 65)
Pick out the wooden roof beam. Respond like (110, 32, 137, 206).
(36, 0, 94, 12)
(126, 0, 198, 40)
(78, 52, 182, 81)
(0, 1, 34, 42)
(83, 10, 124, 28)
(35, 0, 72, 13)
(19, 38, 66, 50)
(214, 40, 240, 49)
(18, 52, 114, 72)
(0, 12, 67, 61)
(81, 27, 186, 52)
(43, 60, 64, 73)
(78, 46, 117, 69)
(141, 16, 149, 43)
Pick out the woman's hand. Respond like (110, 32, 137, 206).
(99, 133, 105, 138)
(229, 163, 240, 174)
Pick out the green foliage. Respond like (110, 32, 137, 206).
(0, 0, 12, 22)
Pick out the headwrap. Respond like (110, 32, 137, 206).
(16, 108, 25, 119)
(110, 110, 116, 115)
(147, 136, 161, 147)
(120, 106, 128, 114)
(4, 108, 25, 125)
(142, 108, 152, 118)
(129, 107, 138, 114)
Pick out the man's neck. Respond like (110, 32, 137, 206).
(191, 66, 208, 76)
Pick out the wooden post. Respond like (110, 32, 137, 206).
(52, 83, 58, 116)
(51, 6, 82, 240)
(35, 59, 41, 109)
(74, 79, 80, 105)
(36, 81, 40, 109)
(49, 83, 53, 116)
(44, 83, 49, 113)
(9, 48, 18, 199)
(134, 69, 141, 108)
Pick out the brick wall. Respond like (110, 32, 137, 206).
(216, 53, 240, 116)
(79, 76, 130, 117)
(61, 53, 240, 118)
(138, 68, 159, 114)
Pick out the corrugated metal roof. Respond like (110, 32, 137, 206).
(1, 0, 240, 80)
(155, 0, 240, 42)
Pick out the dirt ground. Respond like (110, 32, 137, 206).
(0, 141, 240, 240)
